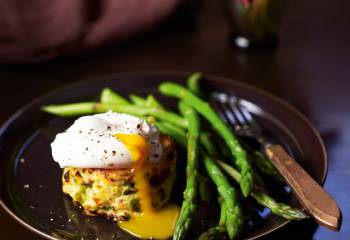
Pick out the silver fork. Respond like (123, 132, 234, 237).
(210, 92, 341, 231)
(210, 92, 269, 147)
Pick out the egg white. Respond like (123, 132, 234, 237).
(51, 112, 163, 169)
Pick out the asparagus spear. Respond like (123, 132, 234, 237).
(200, 133, 242, 239)
(156, 123, 307, 221)
(187, 77, 279, 183)
(251, 149, 283, 181)
(42, 102, 103, 117)
(129, 94, 148, 106)
(203, 154, 242, 239)
(146, 94, 162, 108)
(100, 88, 130, 105)
(42, 102, 187, 128)
(155, 121, 187, 147)
(198, 175, 214, 203)
(173, 102, 200, 240)
(159, 82, 253, 197)
(198, 198, 227, 240)
(186, 74, 268, 186)
(159, 120, 241, 239)
(186, 76, 280, 182)
(199, 132, 220, 158)
(201, 133, 266, 189)
(187, 72, 202, 95)
(176, 103, 241, 239)
(126, 93, 163, 109)
(200, 224, 226, 240)
(213, 137, 282, 183)
(217, 160, 308, 220)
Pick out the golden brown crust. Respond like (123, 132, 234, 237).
(62, 134, 177, 221)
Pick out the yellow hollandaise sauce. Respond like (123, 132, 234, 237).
(115, 134, 180, 239)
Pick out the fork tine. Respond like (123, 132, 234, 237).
(222, 103, 238, 125)
(211, 92, 262, 136)
(237, 99, 263, 133)
(228, 96, 246, 126)
(210, 92, 241, 126)
(210, 98, 229, 124)
(217, 99, 237, 125)
(211, 92, 229, 102)
(237, 100, 254, 123)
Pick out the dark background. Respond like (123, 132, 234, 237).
(0, 0, 349, 239)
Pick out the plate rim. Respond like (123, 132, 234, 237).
(0, 71, 328, 240)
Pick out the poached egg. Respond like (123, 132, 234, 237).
(51, 111, 163, 169)
(51, 112, 179, 239)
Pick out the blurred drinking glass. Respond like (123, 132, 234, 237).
(223, 0, 285, 49)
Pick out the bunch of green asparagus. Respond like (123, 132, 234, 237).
(42, 72, 308, 240)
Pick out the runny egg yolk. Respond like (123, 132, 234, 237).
(114, 134, 179, 239)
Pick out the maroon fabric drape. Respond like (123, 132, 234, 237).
(0, 0, 179, 64)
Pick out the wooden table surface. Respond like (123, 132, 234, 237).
(0, 0, 349, 239)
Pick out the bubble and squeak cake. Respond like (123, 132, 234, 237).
(51, 112, 180, 239)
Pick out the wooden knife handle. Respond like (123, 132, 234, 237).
(265, 144, 341, 231)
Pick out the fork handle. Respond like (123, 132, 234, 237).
(265, 144, 341, 231)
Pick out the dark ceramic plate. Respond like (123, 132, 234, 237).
(0, 72, 327, 240)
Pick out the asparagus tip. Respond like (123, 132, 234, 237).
(41, 105, 54, 114)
